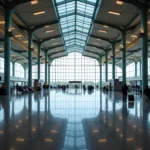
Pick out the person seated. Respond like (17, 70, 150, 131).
(1, 83, 7, 94)
(1, 83, 6, 90)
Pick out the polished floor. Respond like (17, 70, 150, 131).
(0, 89, 150, 150)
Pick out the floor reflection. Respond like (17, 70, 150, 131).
(0, 90, 149, 150)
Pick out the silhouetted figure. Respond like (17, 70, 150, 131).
(144, 85, 150, 100)
(122, 83, 129, 102)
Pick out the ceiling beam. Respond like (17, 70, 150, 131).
(94, 20, 123, 32)
(83, 54, 98, 61)
(48, 50, 65, 57)
(86, 50, 102, 57)
(126, 48, 141, 53)
(46, 45, 64, 51)
(56, 0, 96, 6)
(52, 54, 67, 60)
(87, 44, 111, 51)
(50, 52, 66, 59)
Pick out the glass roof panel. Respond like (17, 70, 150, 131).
(55, 0, 97, 53)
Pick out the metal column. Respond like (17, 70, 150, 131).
(122, 32, 126, 83)
(112, 42, 116, 80)
(45, 51, 48, 84)
(105, 51, 108, 82)
(38, 43, 41, 80)
(99, 57, 102, 88)
(140, 9, 148, 92)
(28, 32, 33, 87)
(4, 9, 12, 95)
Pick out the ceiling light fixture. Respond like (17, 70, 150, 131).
(116, 0, 123, 5)
(51, 39, 55, 41)
(131, 35, 138, 38)
(108, 11, 121, 16)
(148, 21, 150, 24)
(31, 0, 38, 4)
(33, 10, 45, 16)
(23, 41, 28, 43)
(99, 30, 107, 33)
(0, 21, 5, 24)
(97, 38, 101, 41)
(15, 35, 23, 38)
(45, 29, 54, 33)
(103, 25, 108, 28)
(98, 139, 107, 143)
(52, 43, 58, 45)
(94, 42, 99, 45)
(44, 138, 53, 142)
(126, 41, 131, 44)
(45, 25, 50, 28)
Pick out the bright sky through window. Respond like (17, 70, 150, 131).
(55, 0, 97, 52)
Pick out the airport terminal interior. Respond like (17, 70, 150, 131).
(0, 0, 150, 150)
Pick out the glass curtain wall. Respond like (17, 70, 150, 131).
(26, 64, 46, 80)
(50, 52, 100, 87)
(102, 64, 122, 81)
(15, 63, 24, 78)
(0, 57, 12, 76)
(126, 63, 135, 77)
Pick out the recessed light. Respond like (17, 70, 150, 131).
(45, 29, 54, 33)
(0, 21, 5, 24)
(126, 41, 131, 44)
(116, 0, 123, 5)
(51, 39, 55, 41)
(15, 35, 23, 38)
(94, 42, 99, 45)
(45, 25, 50, 28)
(103, 25, 108, 28)
(148, 21, 150, 24)
(44, 138, 52, 142)
(131, 35, 138, 38)
(98, 139, 107, 143)
(99, 30, 107, 33)
(108, 11, 121, 16)
(52, 43, 58, 45)
(126, 138, 134, 141)
(33, 10, 45, 16)
(31, 0, 38, 4)
(97, 38, 101, 40)
(23, 41, 28, 43)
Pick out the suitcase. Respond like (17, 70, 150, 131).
(128, 94, 134, 102)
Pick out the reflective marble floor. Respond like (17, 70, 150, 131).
(0, 89, 150, 150)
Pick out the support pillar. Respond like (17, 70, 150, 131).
(99, 57, 102, 88)
(12, 62, 15, 77)
(12, 62, 15, 86)
(45, 51, 48, 84)
(135, 62, 137, 77)
(140, 59, 142, 77)
(4, 9, 12, 95)
(122, 32, 126, 83)
(105, 51, 108, 82)
(28, 32, 33, 87)
(37, 43, 41, 80)
(48, 58, 51, 86)
(140, 8, 148, 92)
(112, 42, 116, 80)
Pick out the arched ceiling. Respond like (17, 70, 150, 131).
(0, 0, 149, 66)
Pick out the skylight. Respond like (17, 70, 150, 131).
(55, 0, 97, 53)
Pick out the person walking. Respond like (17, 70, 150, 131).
(122, 83, 129, 102)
